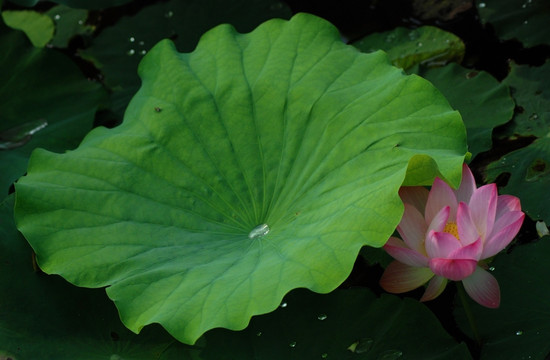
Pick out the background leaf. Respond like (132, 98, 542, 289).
(352, 26, 465, 71)
(0, 24, 106, 196)
(497, 61, 550, 139)
(15, 14, 466, 345)
(202, 288, 472, 360)
(80, 0, 291, 117)
(7, 0, 135, 9)
(477, 0, 550, 47)
(1, 10, 54, 47)
(0, 195, 200, 359)
(419, 63, 515, 159)
(485, 137, 550, 223)
(454, 238, 550, 359)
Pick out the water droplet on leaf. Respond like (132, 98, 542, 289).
(140, 50, 147, 55)
(78, 20, 84, 25)
(280, 301, 288, 308)
(529, 113, 539, 120)
(249, 224, 270, 239)
(516, 330, 523, 336)
(348, 338, 374, 354)
(478, 2, 486, 8)
(317, 314, 328, 320)
(489, 266, 495, 271)
(289, 341, 297, 348)
(417, 42, 423, 47)
(0, 119, 48, 150)
(127, 49, 135, 56)
(377, 349, 403, 359)
(54, 14, 61, 20)
(165, 10, 174, 18)
(129, 36, 135, 42)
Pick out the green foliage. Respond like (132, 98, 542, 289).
(46, 5, 92, 48)
(80, 0, 291, 116)
(477, 0, 550, 47)
(486, 138, 550, 223)
(1, 10, 54, 47)
(0, 23, 106, 196)
(202, 288, 472, 359)
(454, 238, 550, 359)
(498, 61, 550, 139)
(15, 14, 466, 344)
(419, 63, 515, 159)
(0, 195, 200, 359)
(352, 26, 465, 71)
(7, 0, 135, 9)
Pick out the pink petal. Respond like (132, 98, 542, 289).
(379, 261, 434, 294)
(495, 195, 522, 220)
(425, 178, 458, 224)
(469, 183, 497, 239)
(481, 211, 525, 259)
(462, 266, 500, 308)
(449, 238, 483, 261)
(425, 230, 461, 259)
(429, 258, 477, 281)
(399, 186, 429, 215)
(456, 163, 476, 204)
(384, 237, 429, 267)
(420, 276, 448, 302)
(397, 203, 428, 253)
(427, 205, 450, 234)
(456, 202, 480, 246)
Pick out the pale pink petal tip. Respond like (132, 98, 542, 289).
(420, 276, 448, 302)
(380, 261, 434, 294)
(462, 267, 501, 308)
(384, 237, 429, 267)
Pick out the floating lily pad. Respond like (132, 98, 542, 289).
(497, 61, 550, 139)
(477, 0, 550, 47)
(485, 137, 550, 223)
(15, 14, 466, 344)
(202, 288, 472, 359)
(1, 10, 54, 47)
(80, 0, 291, 116)
(46, 5, 92, 48)
(419, 63, 514, 158)
(0, 22, 105, 196)
(352, 26, 465, 71)
(454, 237, 550, 359)
(0, 195, 200, 359)
(7, 0, 135, 9)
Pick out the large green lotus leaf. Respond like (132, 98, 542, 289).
(7, 0, 134, 9)
(419, 63, 514, 159)
(80, 0, 291, 116)
(497, 61, 550, 139)
(0, 23, 105, 196)
(202, 288, 472, 359)
(352, 26, 465, 72)
(15, 14, 467, 344)
(454, 238, 550, 359)
(477, 0, 550, 47)
(0, 195, 200, 359)
(485, 137, 550, 223)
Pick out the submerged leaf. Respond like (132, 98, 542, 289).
(15, 14, 466, 344)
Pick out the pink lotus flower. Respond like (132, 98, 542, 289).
(380, 164, 524, 308)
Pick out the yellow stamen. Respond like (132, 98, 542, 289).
(444, 221, 459, 240)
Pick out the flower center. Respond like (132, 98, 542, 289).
(443, 221, 459, 240)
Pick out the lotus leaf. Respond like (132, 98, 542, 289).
(15, 14, 466, 344)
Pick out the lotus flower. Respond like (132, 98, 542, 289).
(380, 164, 524, 308)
